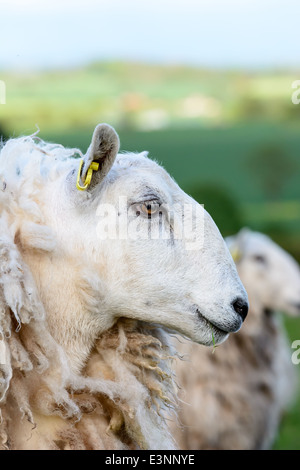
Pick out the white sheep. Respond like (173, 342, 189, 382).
(0, 124, 248, 450)
(170, 228, 300, 450)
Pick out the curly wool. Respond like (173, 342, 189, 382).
(0, 135, 177, 450)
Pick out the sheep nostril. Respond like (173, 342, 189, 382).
(232, 298, 249, 321)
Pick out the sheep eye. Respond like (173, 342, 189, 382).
(141, 202, 160, 218)
(134, 202, 161, 218)
(253, 254, 266, 264)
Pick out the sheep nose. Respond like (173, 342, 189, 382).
(232, 298, 248, 321)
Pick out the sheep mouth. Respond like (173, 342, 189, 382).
(196, 308, 229, 337)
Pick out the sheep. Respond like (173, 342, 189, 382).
(0, 124, 248, 450)
(170, 228, 300, 450)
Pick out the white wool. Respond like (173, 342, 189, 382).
(0, 125, 247, 450)
(0, 134, 177, 449)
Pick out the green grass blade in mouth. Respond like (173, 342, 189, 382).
(210, 324, 218, 354)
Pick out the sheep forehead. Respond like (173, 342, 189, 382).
(245, 233, 277, 256)
(245, 232, 300, 276)
(115, 152, 153, 168)
(110, 152, 185, 200)
(114, 153, 166, 180)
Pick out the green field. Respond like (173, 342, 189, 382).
(1, 62, 300, 449)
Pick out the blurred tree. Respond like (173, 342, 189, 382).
(187, 183, 244, 237)
(246, 144, 297, 200)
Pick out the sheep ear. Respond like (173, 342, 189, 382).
(81, 124, 120, 188)
(236, 227, 251, 246)
(227, 227, 251, 262)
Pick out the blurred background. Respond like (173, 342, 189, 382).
(0, 0, 299, 449)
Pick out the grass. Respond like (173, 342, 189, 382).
(209, 324, 218, 353)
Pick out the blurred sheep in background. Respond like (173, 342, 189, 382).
(170, 229, 300, 450)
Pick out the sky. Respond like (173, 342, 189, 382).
(0, 0, 299, 70)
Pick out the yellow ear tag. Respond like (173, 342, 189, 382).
(76, 160, 100, 191)
(231, 247, 242, 263)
